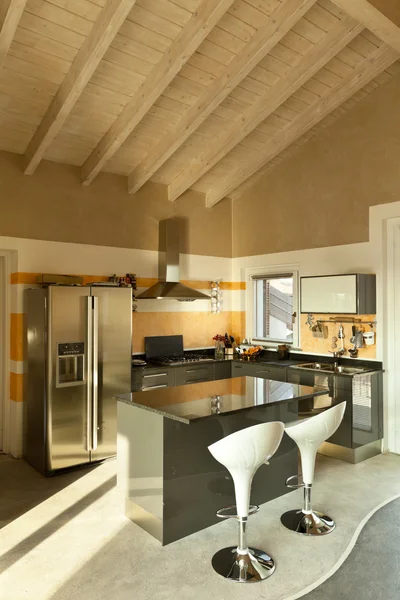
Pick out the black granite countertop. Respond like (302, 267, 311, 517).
(116, 376, 330, 424)
(132, 351, 382, 375)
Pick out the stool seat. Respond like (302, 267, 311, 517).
(281, 402, 346, 536)
(208, 421, 284, 583)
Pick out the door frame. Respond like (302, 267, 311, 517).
(385, 217, 400, 454)
(0, 250, 12, 454)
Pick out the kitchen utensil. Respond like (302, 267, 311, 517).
(331, 336, 338, 350)
(363, 331, 375, 346)
(354, 330, 364, 348)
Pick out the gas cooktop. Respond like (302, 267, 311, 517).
(149, 353, 214, 366)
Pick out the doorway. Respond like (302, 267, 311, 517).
(385, 220, 400, 455)
(0, 252, 12, 455)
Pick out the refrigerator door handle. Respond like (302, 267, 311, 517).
(86, 297, 93, 452)
(92, 296, 99, 451)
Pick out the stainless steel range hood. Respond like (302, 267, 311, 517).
(136, 219, 211, 302)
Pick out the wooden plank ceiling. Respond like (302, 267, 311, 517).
(0, 0, 399, 206)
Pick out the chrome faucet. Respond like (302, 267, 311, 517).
(329, 348, 345, 368)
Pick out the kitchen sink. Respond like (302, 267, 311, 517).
(294, 362, 367, 375)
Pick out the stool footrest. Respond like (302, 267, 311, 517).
(286, 474, 304, 489)
(216, 504, 260, 519)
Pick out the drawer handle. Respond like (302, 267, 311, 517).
(186, 378, 207, 383)
(256, 370, 270, 374)
(187, 368, 208, 373)
(143, 384, 168, 391)
(143, 373, 167, 378)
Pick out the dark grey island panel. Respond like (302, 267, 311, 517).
(116, 376, 333, 545)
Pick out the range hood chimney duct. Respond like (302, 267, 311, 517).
(136, 219, 211, 301)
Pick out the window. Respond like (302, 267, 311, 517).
(251, 273, 297, 344)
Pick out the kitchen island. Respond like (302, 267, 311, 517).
(116, 376, 333, 545)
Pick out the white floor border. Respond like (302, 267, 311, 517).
(286, 491, 400, 600)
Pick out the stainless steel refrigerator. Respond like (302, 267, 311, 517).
(25, 285, 132, 475)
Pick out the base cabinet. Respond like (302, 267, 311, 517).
(231, 362, 287, 382)
(287, 368, 383, 449)
(132, 360, 232, 391)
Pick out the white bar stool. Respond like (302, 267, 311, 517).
(208, 421, 284, 583)
(281, 401, 346, 536)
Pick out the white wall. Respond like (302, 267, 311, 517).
(233, 201, 400, 454)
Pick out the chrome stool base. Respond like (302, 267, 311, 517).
(211, 546, 275, 582)
(280, 509, 335, 536)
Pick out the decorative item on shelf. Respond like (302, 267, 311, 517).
(312, 322, 328, 339)
(108, 273, 137, 288)
(109, 274, 138, 311)
(210, 280, 222, 314)
(306, 314, 315, 330)
(277, 344, 290, 360)
(213, 334, 225, 359)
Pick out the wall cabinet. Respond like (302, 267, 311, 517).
(300, 274, 376, 314)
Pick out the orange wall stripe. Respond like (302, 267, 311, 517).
(136, 277, 158, 287)
(10, 313, 24, 361)
(11, 273, 38, 284)
(11, 273, 246, 290)
(10, 372, 24, 402)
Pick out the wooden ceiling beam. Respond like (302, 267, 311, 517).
(23, 0, 137, 175)
(205, 44, 399, 207)
(167, 16, 363, 202)
(127, 0, 317, 195)
(331, 0, 400, 53)
(81, 0, 236, 186)
(0, 0, 27, 72)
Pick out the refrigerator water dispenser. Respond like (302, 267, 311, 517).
(56, 342, 85, 387)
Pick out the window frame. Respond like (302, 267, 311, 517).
(245, 265, 300, 348)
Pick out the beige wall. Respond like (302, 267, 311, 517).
(0, 151, 232, 258)
(233, 74, 400, 258)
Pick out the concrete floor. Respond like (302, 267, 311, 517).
(0, 452, 399, 600)
(301, 496, 400, 600)
(0, 454, 98, 529)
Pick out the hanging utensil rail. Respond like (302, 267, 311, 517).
(316, 317, 376, 327)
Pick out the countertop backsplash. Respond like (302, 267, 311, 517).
(300, 313, 377, 359)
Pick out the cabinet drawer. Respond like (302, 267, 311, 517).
(141, 369, 174, 390)
(251, 365, 286, 382)
(231, 362, 252, 376)
(175, 364, 214, 386)
(232, 362, 286, 382)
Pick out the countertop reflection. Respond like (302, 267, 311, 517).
(116, 376, 329, 424)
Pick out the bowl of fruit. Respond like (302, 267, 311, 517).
(237, 345, 264, 361)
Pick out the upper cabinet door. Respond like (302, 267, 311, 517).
(300, 274, 376, 314)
